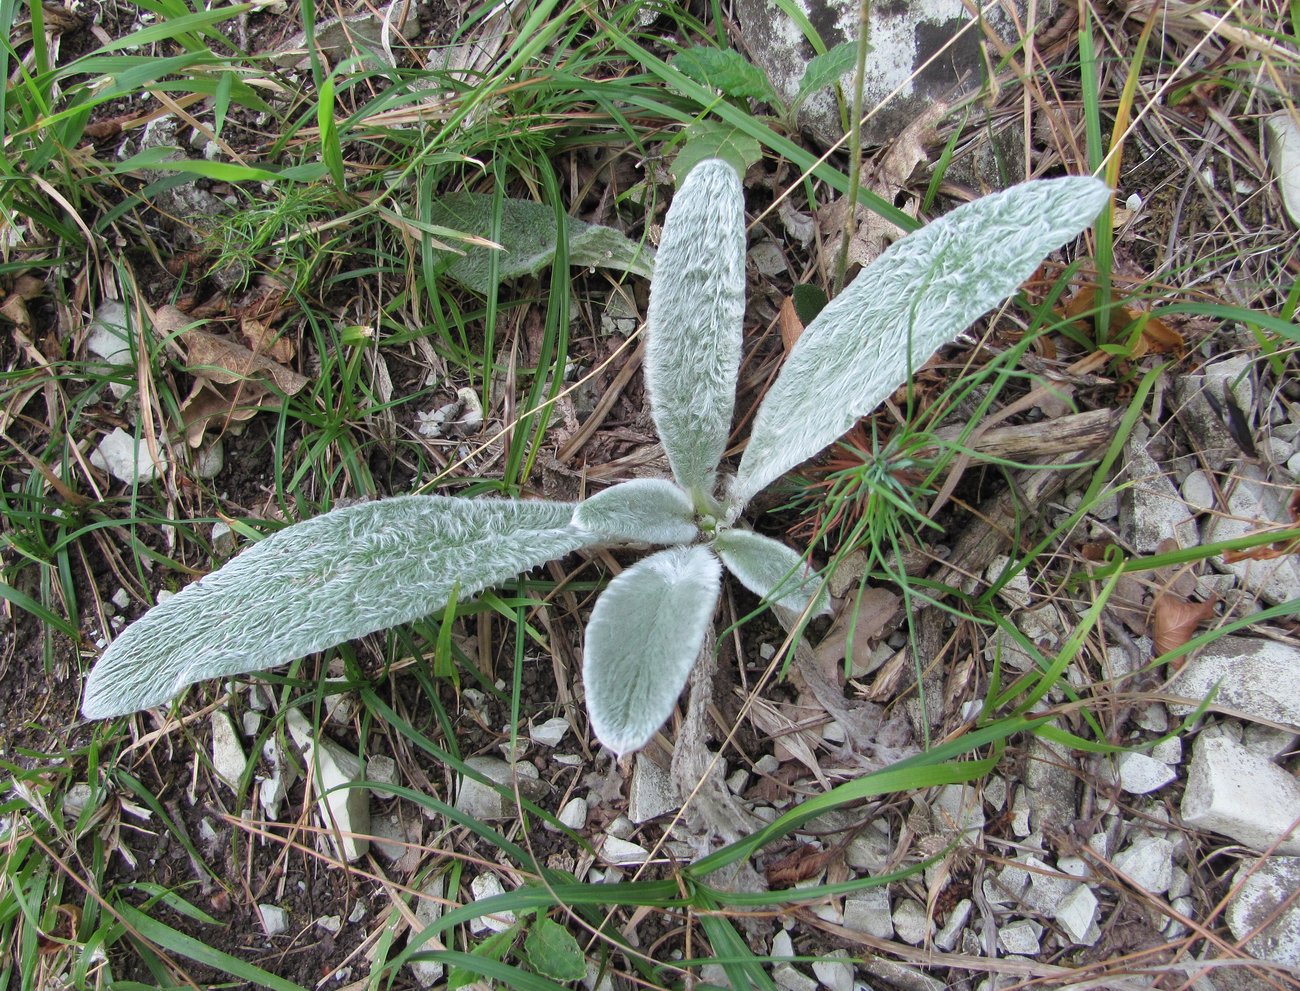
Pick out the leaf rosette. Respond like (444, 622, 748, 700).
(82, 159, 1110, 760)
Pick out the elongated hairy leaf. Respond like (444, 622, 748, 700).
(571, 478, 697, 545)
(713, 528, 828, 617)
(83, 497, 588, 718)
(732, 177, 1112, 505)
(645, 159, 746, 501)
(583, 545, 721, 756)
(427, 192, 654, 292)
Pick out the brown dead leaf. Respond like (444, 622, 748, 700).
(1061, 286, 1184, 358)
(178, 379, 274, 446)
(239, 317, 295, 364)
(183, 328, 308, 395)
(820, 104, 944, 271)
(1153, 594, 1217, 663)
(765, 843, 831, 888)
(778, 295, 804, 353)
(815, 587, 901, 679)
(0, 294, 30, 328)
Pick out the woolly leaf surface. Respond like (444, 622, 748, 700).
(713, 528, 829, 617)
(583, 545, 721, 756)
(572, 478, 697, 545)
(83, 496, 588, 718)
(426, 192, 653, 293)
(733, 177, 1111, 504)
(645, 159, 745, 499)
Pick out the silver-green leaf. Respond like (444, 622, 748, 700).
(572, 478, 697, 545)
(427, 192, 654, 293)
(83, 496, 589, 718)
(645, 158, 746, 502)
(732, 177, 1112, 505)
(582, 545, 721, 756)
(713, 528, 829, 617)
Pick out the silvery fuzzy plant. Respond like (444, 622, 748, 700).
(82, 161, 1109, 756)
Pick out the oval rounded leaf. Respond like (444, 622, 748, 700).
(572, 478, 697, 545)
(583, 545, 722, 756)
(645, 158, 746, 502)
(713, 527, 829, 617)
(732, 177, 1112, 505)
(83, 496, 589, 719)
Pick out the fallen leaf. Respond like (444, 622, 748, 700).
(1153, 594, 1217, 662)
(814, 586, 900, 680)
(820, 104, 944, 270)
(178, 379, 274, 446)
(183, 328, 308, 395)
(1061, 286, 1184, 358)
(778, 295, 804, 353)
(240, 317, 294, 365)
(765, 843, 830, 887)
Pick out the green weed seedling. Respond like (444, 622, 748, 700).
(82, 160, 1108, 756)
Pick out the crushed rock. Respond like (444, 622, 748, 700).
(1226, 856, 1300, 968)
(1181, 733, 1300, 855)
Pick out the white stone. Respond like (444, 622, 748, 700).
(317, 914, 341, 933)
(842, 886, 893, 939)
(371, 812, 420, 864)
(469, 874, 515, 933)
(86, 301, 131, 363)
(1114, 836, 1174, 894)
(62, 783, 97, 821)
(998, 919, 1041, 955)
(985, 555, 1031, 609)
(726, 768, 749, 794)
(1204, 466, 1300, 604)
(258, 734, 297, 821)
(1151, 736, 1183, 765)
(733, 0, 1047, 148)
(1121, 430, 1198, 552)
(192, 440, 223, 479)
(1022, 858, 1079, 913)
(210, 711, 247, 792)
(861, 960, 945, 991)
(1244, 724, 1299, 758)
(91, 427, 168, 484)
(258, 903, 289, 936)
(1181, 470, 1216, 512)
(811, 949, 853, 991)
(1136, 703, 1169, 734)
(241, 711, 261, 737)
(553, 797, 588, 832)
(1266, 110, 1300, 226)
(892, 899, 932, 945)
(602, 835, 650, 865)
(983, 776, 1007, 812)
(529, 716, 569, 747)
(1227, 856, 1300, 967)
(934, 783, 984, 840)
(366, 754, 398, 798)
(1057, 855, 1089, 879)
(283, 708, 369, 861)
(934, 898, 972, 951)
(110, 587, 131, 610)
(1181, 734, 1300, 855)
(454, 756, 527, 821)
(1055, 884, 1099, 944)
(628, 753, 676, 823)
(1167, 866, 1192, 900)
(844, 823, 891, 872)
(409, 875, 445, 986)
(771, 929, 816, 991)
(1116, 752, 1178, 794)
(211, 521, 235, 557)
(606, 815, 634, 840)
(1167, 636, 1300, 730)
